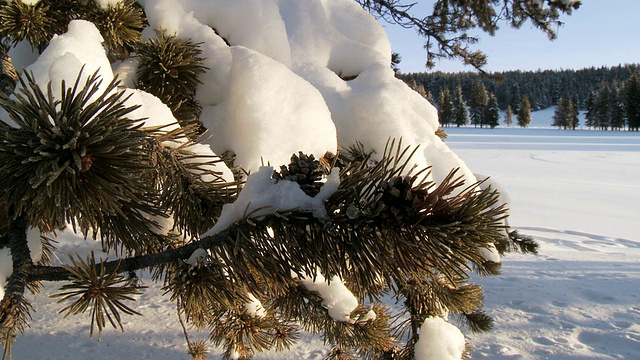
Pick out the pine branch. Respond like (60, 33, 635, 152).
(0, 215, 33, 360)
(0, 45, 17, 96)
(357, 0, 580, 72)
(27, 223, 254, 283)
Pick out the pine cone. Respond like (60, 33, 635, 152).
(273, 152, 325, 197)
(379, 176, 428, 222)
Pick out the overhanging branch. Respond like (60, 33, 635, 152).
(27, 222, 254, 283)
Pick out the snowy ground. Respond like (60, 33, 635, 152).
(446, 125, 640, 360)
(10, 111, 640, 359)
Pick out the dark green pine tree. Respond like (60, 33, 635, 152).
(437, 87, 454, 127)
(585, 88, 596, 129)
(610, 84, 626, 131)
(469, 81, 488, 127)
(595, 83, 612, 130)
(553, 95, 573, 129)
(517, 94, 532, 128)
(0, 1, 577, 359)
(570, 94, 580, 130)
(483, 92, 500, 129)
(454, 83, 470, 127)
(625, 73, 640, 131)
(569, 101, 580, 130)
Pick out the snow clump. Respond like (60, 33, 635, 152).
(414, 316, 466, 360)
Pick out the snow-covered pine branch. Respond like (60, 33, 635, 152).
(0, 0, 576, 358)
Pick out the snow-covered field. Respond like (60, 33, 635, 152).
(446, 125, 640, 360)
(10, 111, 640, 359)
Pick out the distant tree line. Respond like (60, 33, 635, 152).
(431, 81, 532, 128)
(401, 64, 640, 131)
(550, 73, 640, 131)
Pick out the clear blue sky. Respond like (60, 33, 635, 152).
(382, 1, 640, 74)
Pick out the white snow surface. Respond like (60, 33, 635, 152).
(24, 20, 113, 103)
(243, 293, 267, 319)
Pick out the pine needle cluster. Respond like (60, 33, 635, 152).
(0, 0, 145, 54)
(0, 68, 237, 357)
(135, 31, 207, 132)
(0, 70, 159, 248)
(85, 0, 146, 60)
(51, 252, 145, 340)
(0, 288, 32, 360)
(0, 0, 55, 50)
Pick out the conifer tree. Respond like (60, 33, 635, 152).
(517, 94, 532, 128)
(553, 95, 573, 129)
(0, 1, 578, 359)
(569, 101, 580, 130)
(585, 89, 596, 129)
(595, 83, 611, 130)
(454, 83, 470, 127)
(625, 73, 640, 131)
(470, 81, 488, 127)
(437, 87, 454, 127)
(610, 85, 625, 131)
(504, 104, 514, 127)
(570, 94, 580, 130)
(484, 92, 500, 129)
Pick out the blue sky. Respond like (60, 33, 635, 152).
(382, 1, 640, 74)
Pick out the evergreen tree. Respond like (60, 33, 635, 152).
(437, 87, 454, 127)
(585, 89, 596, 129)
(595, 83, 611, 130)
(610, 85, 626, 131)
(0, 1, 576, 359)
(571, 94, 581, 130)
(504, 105, 514, 127)
(454, 83, 470, 127)
(569, 99, 580, 130)
(470, 81, 488, 127)
(552, 95, 573, 129)
(399, 64, 640, 117)
(484, 92, 500, 129)
(625, 73, 640, 131)
(517, 94, 532, 128)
